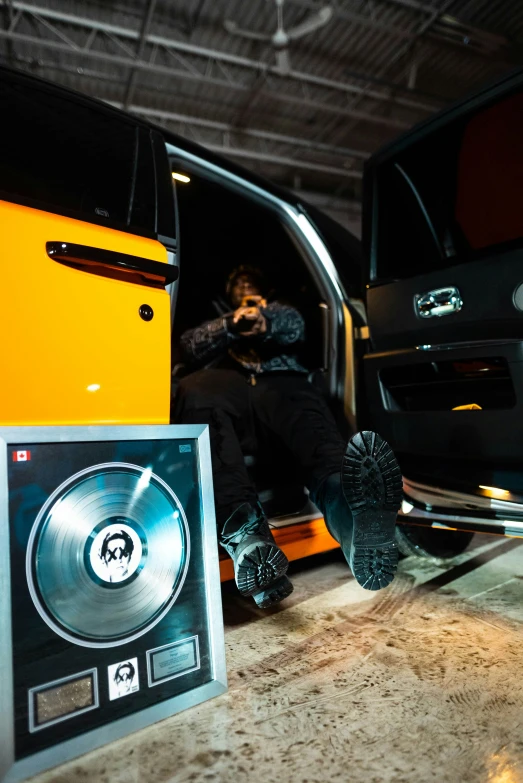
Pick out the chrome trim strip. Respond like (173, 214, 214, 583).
(403, 477, 523, 516)
(367, 339, 523, 359)
(416, 338, 523, 351)
(341, 303, 356, 431)
(399, 505, 523, 537)
(196, 425, 227, 692)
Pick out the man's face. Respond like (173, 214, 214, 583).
(103, 537, 131, 581)
(230, 274, 261, 308)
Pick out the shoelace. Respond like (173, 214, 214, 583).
(221, 517, 266, 546)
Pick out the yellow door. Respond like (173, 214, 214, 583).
(0, 200, 172, 426)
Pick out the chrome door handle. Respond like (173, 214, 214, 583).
(415, 287, 463, 319)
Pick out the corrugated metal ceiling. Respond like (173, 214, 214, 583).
(1, 0, 521, 227)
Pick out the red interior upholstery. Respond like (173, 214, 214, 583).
(456, 91, 523, 250)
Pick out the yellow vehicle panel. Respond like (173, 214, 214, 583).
(0, 200, 171, 426)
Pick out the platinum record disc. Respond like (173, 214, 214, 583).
(26, 462, 190, 648)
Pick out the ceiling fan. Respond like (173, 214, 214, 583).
(224, 0, 333, 74)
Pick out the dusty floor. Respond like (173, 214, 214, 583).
(31, 534, 523, 783)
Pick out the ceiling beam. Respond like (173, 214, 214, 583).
(7, 1, 442, 114)
(123, 106, 363, 177)
(293, 188, 362, 213)
(0, 45, 364, 182)
(197, 146, 363, 178)
(278, 0, 422, 39)
(126, 105, 369, 160)
(322, 0, 456, 145)
(123, 0, 158, 110)
(0, 29, 413, 130)
(2, 49, 411, 132)
(376, 0, 442, 13)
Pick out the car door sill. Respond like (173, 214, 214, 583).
(399, 505, 523, 538)
(402, 477, 523, 537)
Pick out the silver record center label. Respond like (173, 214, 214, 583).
(89, 522, 143, 584)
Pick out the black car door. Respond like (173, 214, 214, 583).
(361, 69, 523, 495)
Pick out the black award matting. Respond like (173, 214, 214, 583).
(8, 438, 213, 760)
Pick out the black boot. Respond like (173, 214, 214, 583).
(315, 431, 403, 591)
(220, 501, 293, 608)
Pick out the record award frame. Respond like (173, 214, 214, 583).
(0, 425, 227, 783)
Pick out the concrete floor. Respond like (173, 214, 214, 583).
(31, 534, 523, 783)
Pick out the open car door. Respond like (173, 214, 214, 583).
(362, 69, 523, 532)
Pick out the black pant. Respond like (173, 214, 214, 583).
(174, 368, 347, 527)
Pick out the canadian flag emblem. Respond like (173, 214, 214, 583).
(13, 450, 31, 462)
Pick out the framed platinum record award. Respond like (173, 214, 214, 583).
(0, 425, 227, 783)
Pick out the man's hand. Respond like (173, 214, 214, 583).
(232, 298, 267, 336)
(240, 295, 267, 308)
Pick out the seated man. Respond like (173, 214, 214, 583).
(174, 265, 402, 608)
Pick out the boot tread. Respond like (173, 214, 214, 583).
(236, 542, 289, 596)
(342, 431, 402, 591)
(254, 575, 294, 608)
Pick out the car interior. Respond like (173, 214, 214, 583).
(169, 165, 343, 521)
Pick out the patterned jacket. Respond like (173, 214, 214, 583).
(180, 302, 307, 374)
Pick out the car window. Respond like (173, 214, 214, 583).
(456, 91, 523, 251)
(375, 162, 443, 282)
(0, 75, 157, 236)
(370, 85, 523, 282)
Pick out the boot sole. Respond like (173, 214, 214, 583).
(253, 575, 294, 609)
(235, 540, 290, 599)
(342, 431, 403, 591)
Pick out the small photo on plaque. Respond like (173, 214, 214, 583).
(147, 636, 200, 687)
(108, 658, 139, 701)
